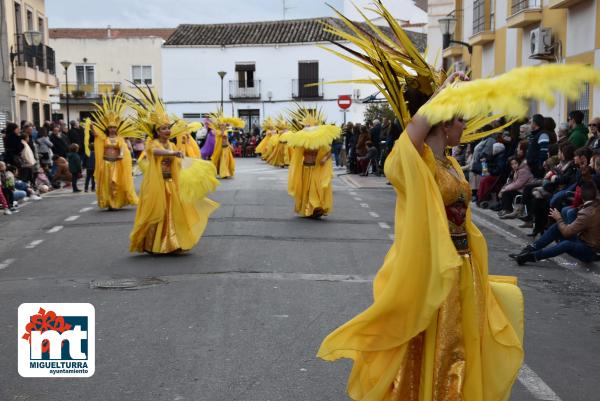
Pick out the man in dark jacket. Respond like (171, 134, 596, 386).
(369, 119, 381, 153)
(525, 114, 550, 178)
(49, 124, 69, 158)
(68, 120, 86, 162)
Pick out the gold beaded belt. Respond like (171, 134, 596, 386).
(103, 155, 118, 162)
(303, 161, 316, 166)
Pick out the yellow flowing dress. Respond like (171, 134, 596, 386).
(177, 134, 201, 158)
(211, 130, 235, 178)
(255, 132, 270, 157)
(266, 132, 287, 167)
(288, 146, 333, 217)
(261, 131, 278, 161)
(94, 134, 138, 209)
(129, 139, 219, 254)
(318, 133, 524, 401)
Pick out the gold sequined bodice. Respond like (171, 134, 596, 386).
(103, 137, 120, 161)
(435, 157, 471, 254)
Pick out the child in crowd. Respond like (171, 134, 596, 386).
(67, 143, 82, 193)
(85, 142, 96, 192)
(50, 154, 72, 188)
(35, 166, 52, 194)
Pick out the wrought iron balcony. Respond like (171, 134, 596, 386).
(229, 80, 261, 99)
(511, 0, 541, 15)
(292, 79, 323, 99)
(13, 33, 56, 75)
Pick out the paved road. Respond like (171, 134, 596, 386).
(0, 157, 598, 401)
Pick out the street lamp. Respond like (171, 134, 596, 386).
(60, 60, 72, 123)
(8, 30, 43, 120)
(23, 30, 42, 46)
(439, 14, 473, 55)
(217, 71, 226, 111)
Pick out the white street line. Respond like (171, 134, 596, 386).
(64, 215, 80, 222)
(378, 222, 391, 229)
(25, 240, 44, 249)
(0, 259, 15, 270)
(79, 207, 93, 213)
(258, 177, 277, 180)
(369, 211, 380, 218)
(353, 197, 363, 201)
(388, 234, 395, 241)
(360, 203, 370, 208)
(349, 192, 358, 196)
(91, 201, 98, 205)
(47, 225, 63, 234)
(518, 364, 562, 401)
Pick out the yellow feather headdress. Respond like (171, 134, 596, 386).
(275, 116, 290, 131)
(87, 94, 139, 139)
(285, 106, 340, 149)
(208, 110, 246, 131)
(262, 117, 277, 131)
(124, 83, 193, 139)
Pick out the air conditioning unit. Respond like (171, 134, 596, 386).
(530, 27, 553, 58)
(353, 88, 361, 100)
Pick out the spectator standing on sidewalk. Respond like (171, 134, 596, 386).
(586, 116, 600, 150)
(18, 123, 37, 188)
(84, 142, 96, 192)
(526, 114, 550, 178)
(512, 180, 600, 265)
(35, 127, 53, 169)
(3, 122, 24, 167)
(567, 110, 588, 149)
(67, 144, 82, 193)
(50, 124, 69, 158)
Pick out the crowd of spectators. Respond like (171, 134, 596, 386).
(1, 119, 88, 215)
(456, 110, 600, 266)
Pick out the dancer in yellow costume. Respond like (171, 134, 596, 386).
(257, 117, 277, 161)
(209, 111, 244, 179)
(266, 117, 290, 167)
(176, 121, 202, 158)
(126, 86, 220, 254)
(287, 110, 340, 218)
(317, 3, 600, 401)
(85, 95, 138, 210)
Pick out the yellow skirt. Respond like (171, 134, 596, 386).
(135, 179, 218, 254)
(96, 160, 138, 209)
(267, 142, 288, 167)
(217, 147, 236, 178)
(295, 165, 333, 216)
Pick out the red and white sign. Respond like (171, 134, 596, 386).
(337, 95, 352, 110)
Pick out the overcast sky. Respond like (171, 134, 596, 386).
(46, 0, 345, 28)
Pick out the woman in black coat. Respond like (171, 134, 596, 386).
(2, 122, 24, 166)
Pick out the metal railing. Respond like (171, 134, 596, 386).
(511, 0, 541, 15)
(292, 78, 323, 99)
(13, 34, 56, 75)
(59, 82, 122, 99)
(229, 80, 261, 99)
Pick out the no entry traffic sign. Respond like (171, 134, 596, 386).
(337, 95, 352, 110)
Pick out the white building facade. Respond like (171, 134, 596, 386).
(49, 28, 174, 122)
(162, 18, 426, 128)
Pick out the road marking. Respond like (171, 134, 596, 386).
(388, 234, 395, 241)
(64, 215, 80, 222)
(378, 222, 391, 229)
(518, 364, 562, 401)
(272, 315, 289, 318)
(369, 211, 380, 218)
(360, 203, 370, 208)
(47, 225, 63, 234)
(91, 201, 98, 205)
(0, 259, 15, 270)
(258, 177, 277, 180)
(353, 197, 363, 201)
(25, 240, 44, 249)
(79, 207, 93, 213)
(349, 192, 358, 196)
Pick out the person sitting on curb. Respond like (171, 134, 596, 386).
(510, 180, 600, 265)
(357, 141, 379, 176)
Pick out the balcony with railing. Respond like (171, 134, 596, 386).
(507, 0, 542, 28)
(292, 79, 323, 99)
(229, 80, 261, 100)
(13, 33, 58, 87)
(59, 82, 122, 103)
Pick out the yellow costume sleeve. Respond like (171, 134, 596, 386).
(211, 130, 224, 168)
(287, 147, 304, 196)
